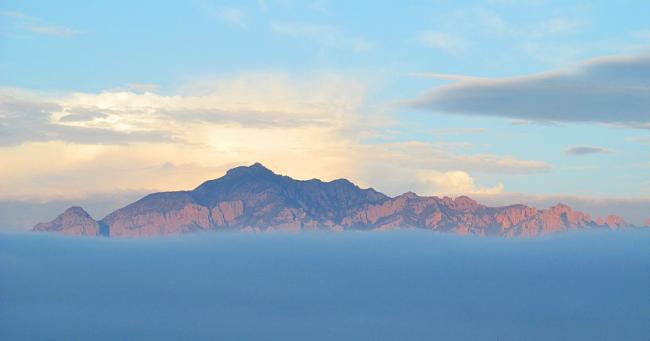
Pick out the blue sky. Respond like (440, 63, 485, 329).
(1, 1, 649, 222)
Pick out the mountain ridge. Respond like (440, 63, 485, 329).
(33, 163, 638, 237)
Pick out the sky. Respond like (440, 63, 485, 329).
(1, 1, 649, 225)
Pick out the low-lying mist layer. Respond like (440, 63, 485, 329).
(1, 230, 649, 340)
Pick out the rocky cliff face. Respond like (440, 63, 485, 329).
(33, 163, 635, 237)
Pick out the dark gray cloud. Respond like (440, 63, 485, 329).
(0, 92, 172, 146)
(565, 145, 611, 156)
(410, 55, 650, 127)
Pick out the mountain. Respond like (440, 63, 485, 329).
(33, 163, 635, 237)
(33, 206, 101, 236)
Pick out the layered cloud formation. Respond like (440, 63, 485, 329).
(0, 72, 552, 200)
(410, 55, 650, 128)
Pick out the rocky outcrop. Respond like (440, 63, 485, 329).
(596, 215, 632, 229)
(33, 163, 636, 237)
(33, 207, 100, 236)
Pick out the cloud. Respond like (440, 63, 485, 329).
(531, 18, 582, 37)
(271, 21, 371, 52)
(430, 8, 510, 39)
(0, 72, 368, 146)
(0, 90, 172, 146)
(473, 8, 507, 36)
(627, 135, 650, 144)
(1, 11, 78, 37)
(357, 141, 550, 175)
(195, 2, 247, 29)
(430, 127, 487, 136)
(565, 146, 611, 156)
(111, 83, 160, 94)
(417, 170, 504, 195)
(216, 7, 247, 28)
(417, 31, 471, 54)
(0, 73, 368, 197)
(408, 55, 650, 128)
(27, 25, 78, 37)
(0, 72, 550, 199)
(347, 141, 549, 197)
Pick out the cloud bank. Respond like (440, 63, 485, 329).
(409, 55, 650, 128)
(1, 232, 649, 340)
(0, 72, 549, 199)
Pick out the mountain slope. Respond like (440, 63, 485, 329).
(33, 163, 634, 237)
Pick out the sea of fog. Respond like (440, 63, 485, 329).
(1, 230, 649, 341)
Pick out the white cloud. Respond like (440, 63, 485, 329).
(417, 170, 504, 195)
(216, 7, 247, 28)
(1, 11, 78, 37)
(0, 72, 550, 199)
(271, 21, 372, 52)
(473, 8, 507, 36)
(532, 18, 582, 37)
(27, 25, 78, 37)
(417, 31, 470, 54)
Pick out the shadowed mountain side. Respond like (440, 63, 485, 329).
(33, 163, 636, 237)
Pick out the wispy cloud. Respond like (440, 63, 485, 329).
(430, 128, 487, 136)
(1, 11, 79, 37)
(531, 18, 583, 37)
(416, 6, 590, 64)
(417, 31, 470, 54)
(627, 135, 650, 145)
(27, 25, 79, 37)
(216, 7, 247, 28)
(271, 21, 371, 52)
(195, 1, 247, 29)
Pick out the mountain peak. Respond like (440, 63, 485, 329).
(399, 191, 419, 199)
(33, 163, 636, 237)
(225, 162, 275, 177)
(33, 206, 99, 236)
(64, 206, 93, 217)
